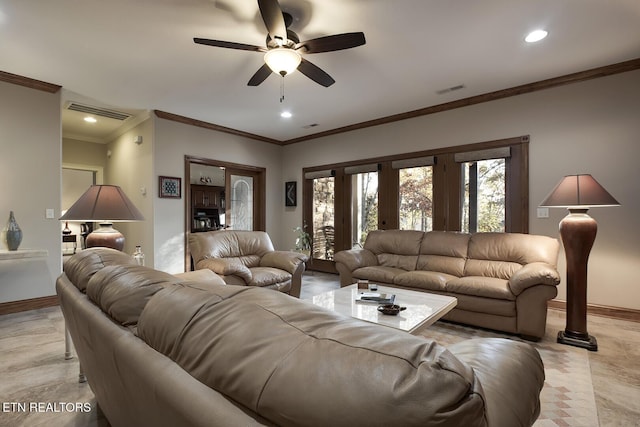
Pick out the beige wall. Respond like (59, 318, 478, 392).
(0, 81, 62, 303)
(62, 137, 107, 168)
(2, 69, 638, 313)
(153, 117, 284, 274)
(280, 70, 640, 310)
(105, 119, 155, 262)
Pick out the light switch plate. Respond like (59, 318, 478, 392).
(536, 207, 549, 218)
(46, 208, 55, 219)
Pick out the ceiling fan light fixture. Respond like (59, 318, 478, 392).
(264, 48, 301, 76)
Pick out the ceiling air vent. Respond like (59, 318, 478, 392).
(66, 102, 131, 121)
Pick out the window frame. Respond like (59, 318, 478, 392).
(302, 135, 529, 270)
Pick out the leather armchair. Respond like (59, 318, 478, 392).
(189, 230, 306, 297)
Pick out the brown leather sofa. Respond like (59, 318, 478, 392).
(335, 230, 561, 339)
(189, 230, 307, 297)
(57, 248, 545, 427)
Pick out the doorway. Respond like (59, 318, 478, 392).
(61, 164, 103, 255)
(184, 155, 266, 270)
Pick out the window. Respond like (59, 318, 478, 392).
(394, 156, 435, 232)
(302, 136, 528, 271)
(399, 166, 433, 231)
(311, 175, 335, 261)
(345, 164, 379, 247)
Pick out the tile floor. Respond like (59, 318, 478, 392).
(1, 271, 638, 426)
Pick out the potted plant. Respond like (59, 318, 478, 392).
(293, 222, 312, 256)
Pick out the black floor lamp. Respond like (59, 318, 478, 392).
(540, 174, 619, 351)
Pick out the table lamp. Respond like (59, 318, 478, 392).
(540, 174, 619, 351)
(59, 185, 145, 251)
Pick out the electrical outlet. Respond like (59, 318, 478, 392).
(536, 207, 549, 218)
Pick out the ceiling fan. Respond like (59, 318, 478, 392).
(194, 0, 366, 87)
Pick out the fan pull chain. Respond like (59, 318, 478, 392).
(280, 76, 285, 103)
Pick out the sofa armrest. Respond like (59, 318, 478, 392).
(334, 249, 378, 271)
(334, 249, 379, 287)
(508, 262, 560, 296)
(195, 258, 253, 284)
(449, 338, 544, 427)
(260, 251, 307, 275)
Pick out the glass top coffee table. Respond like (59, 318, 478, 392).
(308, 284, 457, 334)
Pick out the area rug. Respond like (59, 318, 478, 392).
(422, 321, 599, 427)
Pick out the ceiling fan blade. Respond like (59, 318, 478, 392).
(194, 38, 265, 52)
(296, 32, 366, 54)
(297, 58, 335, 87)
(258, 0, 287, 43)
(247, 64, 272, 86)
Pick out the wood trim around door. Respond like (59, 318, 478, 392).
(184, 155, 266, 271)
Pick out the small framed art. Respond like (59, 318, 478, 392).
(285, 181, 297, 207)
(159, 176, 181, 199)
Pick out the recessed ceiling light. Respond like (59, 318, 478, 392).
(525, 29, 548, 43)
(84, 116, 97, 123)
(280, 111, 292, 118)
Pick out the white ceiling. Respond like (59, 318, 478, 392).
(1, 0, 639, 143)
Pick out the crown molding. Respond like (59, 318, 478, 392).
(0, 70, 62, 93)
(154, 110, 282, 145)
(4, 57, 639, 145)
(282, 57, 640, 145)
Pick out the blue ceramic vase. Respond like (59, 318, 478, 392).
(6, 211, 22, 251)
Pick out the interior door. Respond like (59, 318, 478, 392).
(225, 168, 262, 231)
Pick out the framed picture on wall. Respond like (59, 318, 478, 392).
(285, 181, 297, 206)
(159, 176, 181, 199)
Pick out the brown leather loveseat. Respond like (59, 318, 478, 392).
(335, 230, 561, 339)
(189, 230, 307, 297)
(57, 248, 545, 427)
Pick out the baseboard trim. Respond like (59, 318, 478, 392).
(549, 300, 640, 323)
(0, 295, 59, 316)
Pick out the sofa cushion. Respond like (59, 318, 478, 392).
(463, 259, 523, 281)
(138, 286, 488, 427)
(464, 233, 560, 279)
(417, 231, 470, 277)
(249, 267, 292, 289)
(137, 284, 248, 358)
(352, 266, 406, 284)
(63, 247, 136, 292)
(394, 270, 457, 292)
(363, 229, 423, 271)
(189, 230, 274, 267)
(446, 276, 516, 301)
(86, 264, 179, 326)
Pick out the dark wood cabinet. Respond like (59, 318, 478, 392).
(191, 185, 225, 232)
(192, 185, 223, 208)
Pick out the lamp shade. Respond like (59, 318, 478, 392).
(540, 174, 619, 208)
(264, 48, 301, 76)
(60, 185, 145, 222)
